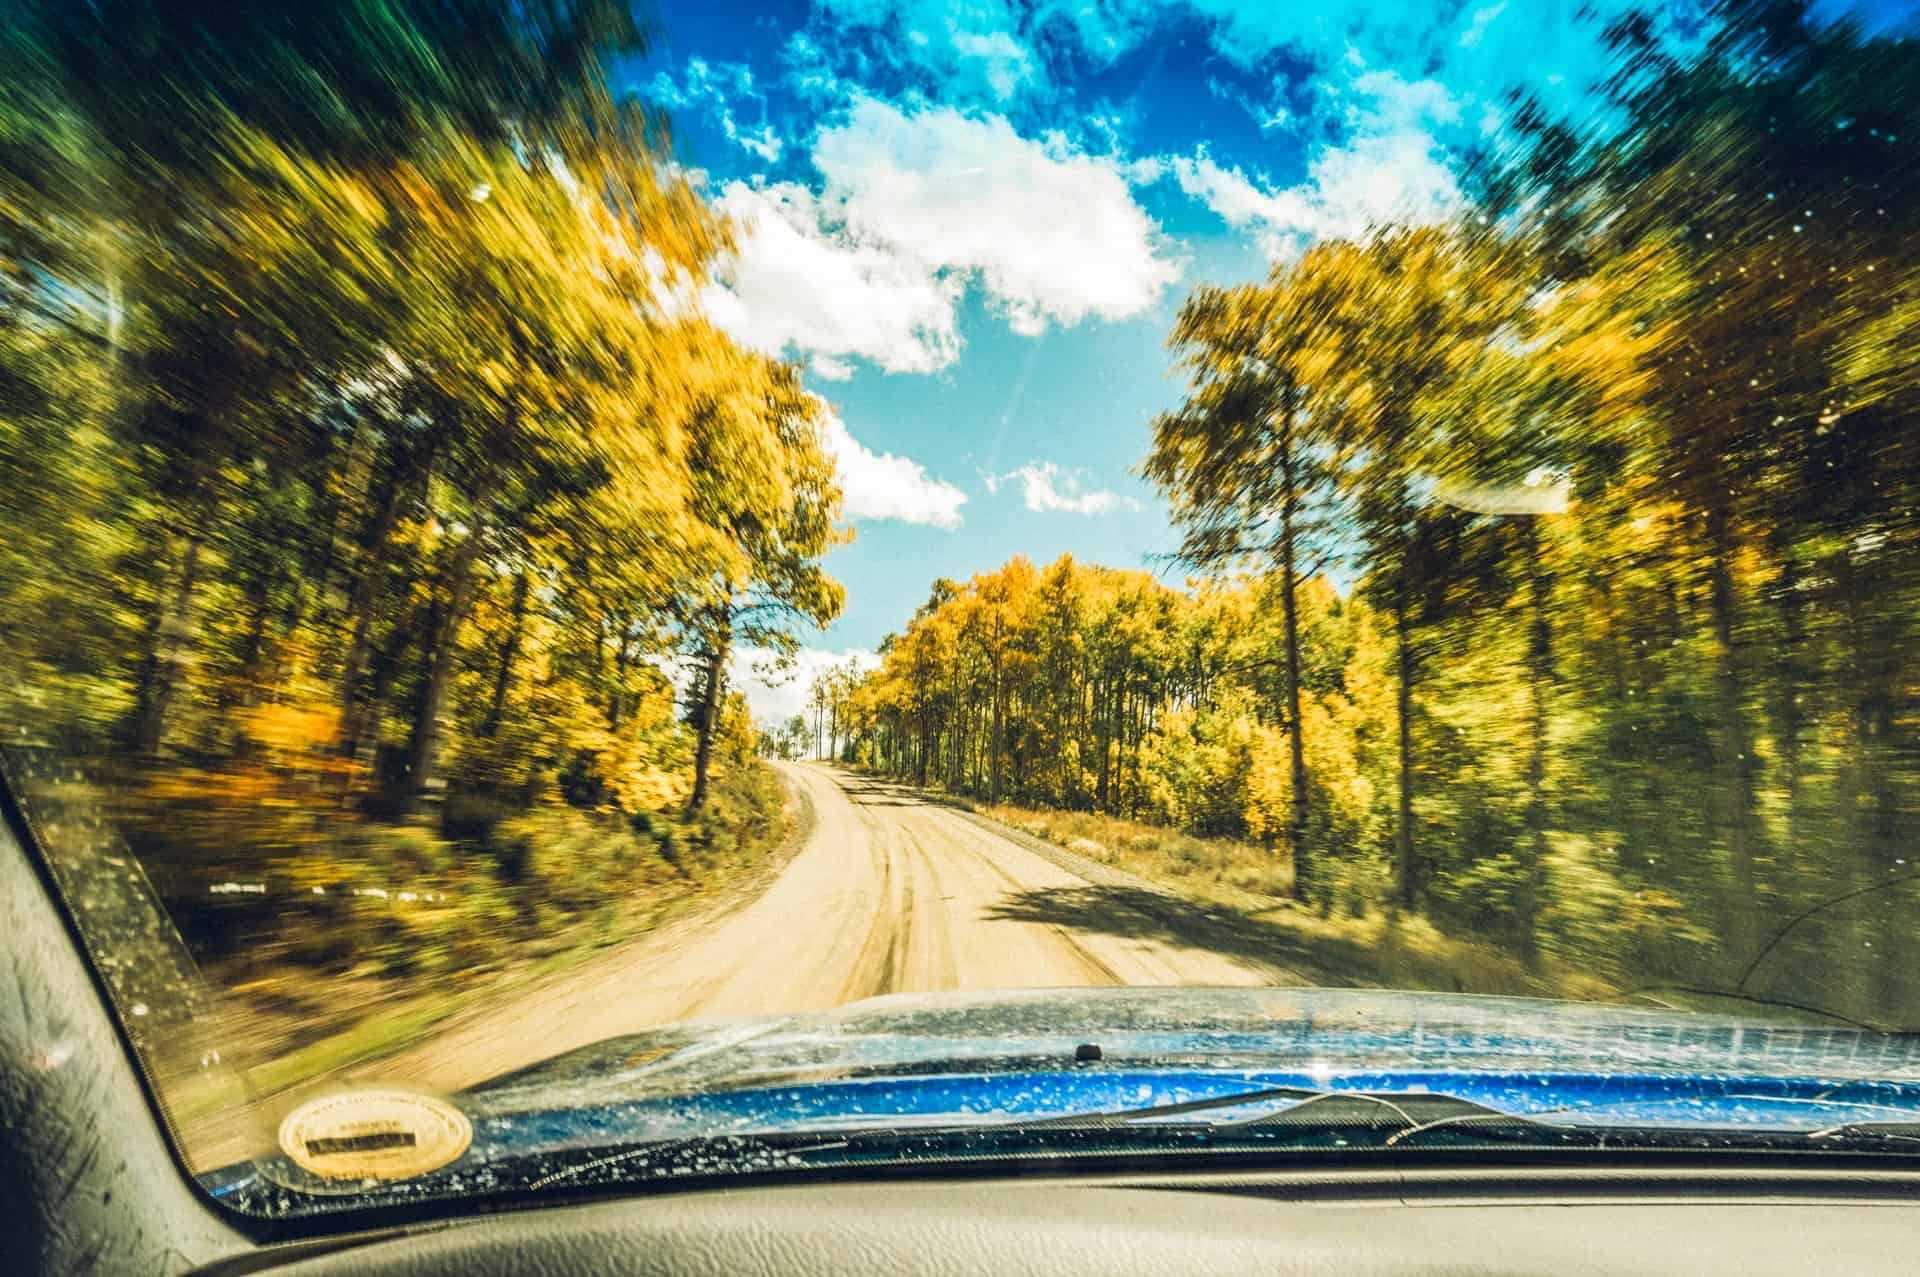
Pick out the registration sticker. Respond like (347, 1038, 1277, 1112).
(276, 1090, 472, 1181)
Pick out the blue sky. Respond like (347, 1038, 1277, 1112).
(624, 0, 1914, 723)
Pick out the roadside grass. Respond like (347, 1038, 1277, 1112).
(162, 997, 463, 1127)
(159, 765, 806, 1138)
(971, 800, 1617, 1004)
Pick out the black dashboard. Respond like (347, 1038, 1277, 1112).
(189, 1170, 1920, 1276)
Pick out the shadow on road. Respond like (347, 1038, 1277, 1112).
(830, 773, 934, 808)
(982, 884, 1389, 989)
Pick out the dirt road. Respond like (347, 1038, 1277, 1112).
(365, 764, 1266, 1088)
(189, 764, 1278, 1165)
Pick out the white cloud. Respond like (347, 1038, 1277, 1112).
(987, 462, 1135, 516)
(796, 0, 1687, 132)
(732, 124, 784, 164)
(949, 28, 1037, 102)
(703, 181, 962, 375)
(730, 645, 879, 728)
(1458, 2, 1509, 50)
(1161, 71, 1463, 259)
(647, 58, 786, 165)
(1161, 0, 1704, 133)
(1339, 70, 1461, 132)
(704, 99, 1179, 375)
(783, 1, 1657, 267)
(816, 398, 969, 528)
(813, 0, 1043, 103)
(813, 99, 1181, 335)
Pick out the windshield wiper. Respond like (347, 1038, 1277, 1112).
(1015, 1083, 1523, 1135)
(473, 1087, 1920, 1198)
(1011, 1084, 1920, 1146)
(479, 1098, 1920, 1197)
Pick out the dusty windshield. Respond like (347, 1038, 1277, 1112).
(4, 0, 1920, 1217)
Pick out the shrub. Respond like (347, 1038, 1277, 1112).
(486, 807, 654, 913)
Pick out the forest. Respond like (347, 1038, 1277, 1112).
(2, 0, 1917, 1039)
(837, 4, 1920, 1027)
(0, 3, 843, 977)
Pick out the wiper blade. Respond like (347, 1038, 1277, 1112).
(1012, 1083, 1920, 1147)
(1810, 1121, 1920, 1145)
(1018, 1083, 1325, 1129)
(1016, 1083, 1517, 1135)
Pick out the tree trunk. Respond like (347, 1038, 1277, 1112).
(1832, 545, 1904, 1014)
(132, 532, 204, 758)
(1770, 548, 1806, 845)
(402, 517, 487, 822)
(988, 655, 1004, 804)
(1096, 677, 1113, 812)
(609, 619, 632, 732)
(336, 463, 410, 756)
(1516, 519, 1554, 965)
(1703, 499, 1761, 963)
(230, 562, 277, 711)
(340, 596, 422, 791)
(1275, 387, 1312, 903)
(307, 414, 377, 642)
(1393, 594, 1418, 910)
(690, 612, 731, 812)
(482, 570, 531, 738)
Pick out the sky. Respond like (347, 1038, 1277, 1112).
(625, 0, 1915, 725)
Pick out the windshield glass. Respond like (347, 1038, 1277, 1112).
(4, 0, 1920, 1221)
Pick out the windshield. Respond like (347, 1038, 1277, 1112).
(4, 0, 1920, 1222)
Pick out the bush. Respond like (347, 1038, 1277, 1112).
(681, 762, 787, 862)
(486, 807, 657, 913)
(1427, 852, 1531, 942)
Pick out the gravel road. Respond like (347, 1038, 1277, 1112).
(187, 763, 1278, 1167)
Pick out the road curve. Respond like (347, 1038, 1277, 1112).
(362, 764, 1265, 1088)
(188, 764, 1271, 1166)
(718, 762, 1268, 1007)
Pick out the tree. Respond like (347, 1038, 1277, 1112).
(1145, 254, 1351, 901)
(678, 364, 844, 811)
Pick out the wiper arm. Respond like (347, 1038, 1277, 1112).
(1018, 1083, 1326, 1129)
(1016, 1084, 1514, 1134)
(1810, 1121, 1920, 1145)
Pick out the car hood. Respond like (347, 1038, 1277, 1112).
(207, 987, 1920, 1210)
(465, 985, 1920, 1104)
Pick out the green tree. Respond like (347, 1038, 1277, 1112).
(1145, 253, 1352, 900)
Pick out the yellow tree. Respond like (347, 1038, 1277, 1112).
(674, 356, 845, 810)
(1146, 253, 1351, 900)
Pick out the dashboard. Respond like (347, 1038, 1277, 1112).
(192, 1171, 1920, 1275)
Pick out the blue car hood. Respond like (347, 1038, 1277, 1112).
(469, 985, 1920, 1096)
(454, 985, 1920, 1131)
(209, 987, 1920, 1210)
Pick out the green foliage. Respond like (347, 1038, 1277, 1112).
(489, 808, 650, 912)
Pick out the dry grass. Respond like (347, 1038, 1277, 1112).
(976, 801, 1617, 1004)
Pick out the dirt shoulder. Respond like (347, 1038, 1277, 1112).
(934, 787, 1608, 1002)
